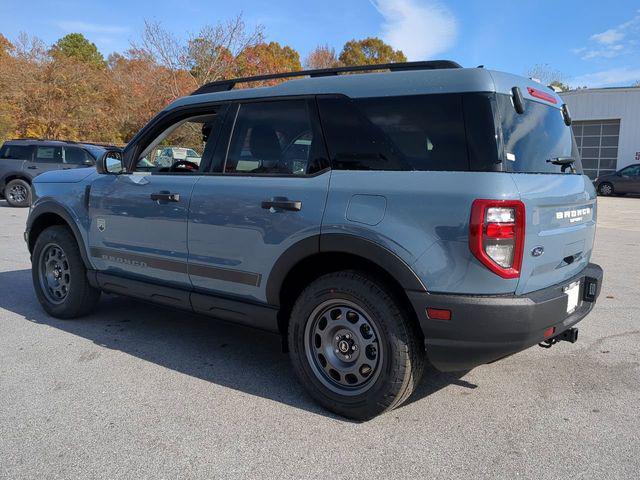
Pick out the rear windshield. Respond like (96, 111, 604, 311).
(0, 144, 33, 160)
(496, 94, 582, 174)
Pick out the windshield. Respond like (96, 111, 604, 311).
(496, 94, 582, 174)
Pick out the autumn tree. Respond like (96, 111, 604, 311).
(0, 33, 13, 58)
(50, 33, 105, 67)
(235, 41, 301, 83)
(0, 34, 16, 140)
(136, 15, 264, 96)
(304, 45, 340, 69)
(339, 37, 406, 66)
(108, 49, 181, 142)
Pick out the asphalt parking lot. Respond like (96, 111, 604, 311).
(0, 196, 638, 479)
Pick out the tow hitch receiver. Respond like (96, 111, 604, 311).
(539, 327, 579, 348)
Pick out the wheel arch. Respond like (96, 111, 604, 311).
(267, 234, 427, 336)
(1, 174, 31, 192)
(27, 202, 91, 269)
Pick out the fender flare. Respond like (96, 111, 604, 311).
(1, 172, 31, 189)
(265, 233, 426, 306)
(26, 201, 92, 269)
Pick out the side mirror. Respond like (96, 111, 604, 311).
(97, 150, 124, 174)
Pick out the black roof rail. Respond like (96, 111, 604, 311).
(191, 60, 462, 96)
(6, 138, 120, 149)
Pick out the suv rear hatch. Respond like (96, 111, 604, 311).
(494, 88, 597, 295)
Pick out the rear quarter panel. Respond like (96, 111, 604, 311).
(322, 170, 522, 295)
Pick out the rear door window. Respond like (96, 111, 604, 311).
(225, 99, 326, 175)
(0, 145, 33, 160)
(317, 94, 469, 171)
(497, 95, 582, 174)
(36, 146, 63, 164)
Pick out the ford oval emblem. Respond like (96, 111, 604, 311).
(531, 246, 544, 257)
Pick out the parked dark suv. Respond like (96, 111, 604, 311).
(0, 139, 108, 207)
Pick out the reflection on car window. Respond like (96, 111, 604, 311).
(136, 114, 218, 173)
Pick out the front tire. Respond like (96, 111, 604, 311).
(288, 271, 424, 420)
(5, 179, 31, 207)
(31, 226, 101, 318)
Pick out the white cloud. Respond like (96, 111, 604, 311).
(371, 0, 457, 60)
(591, 28, 624, 45)
(55, 21, 129, 35)
(570, 67, 640, 88)
(576, 11, 640, 60)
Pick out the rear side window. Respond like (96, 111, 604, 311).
(36, 146, 63, 164)
(497, 94, 582, 174)
(0, 145, 33, 160)
(317, 94, 469, 171)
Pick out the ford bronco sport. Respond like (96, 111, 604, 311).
(25, 61, 603, 420)
(0, 139, 110, 207)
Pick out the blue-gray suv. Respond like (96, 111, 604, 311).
(25, 61, 603, 420)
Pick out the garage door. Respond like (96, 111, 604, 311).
(572, 119, 620, 180)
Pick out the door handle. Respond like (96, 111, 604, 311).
(27, 166, 37, 169)
(261, 197, 302, 212)
(150, 191, 180, 202)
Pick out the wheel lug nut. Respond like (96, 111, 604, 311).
(336, 335, 340, 341)
(335, 349, 340, 354)
(345, 354, 351, 360)
(352, 345, 358, 350)
(345, 334, 350, 339)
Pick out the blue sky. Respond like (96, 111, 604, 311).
(2, 0, 640, 87)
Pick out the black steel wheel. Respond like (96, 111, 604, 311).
(38, 243, 71, 304)
(31, 225, 101, 318)
(5, 179, 31, 207)
(288, 270, 425, 420)
(304, 299, 383, 395)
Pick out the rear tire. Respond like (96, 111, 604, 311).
(5, 179, 31, 207)
(288, 270, 424, 420)
(598, 182, 614, 196)
(31, 225, 101, 318)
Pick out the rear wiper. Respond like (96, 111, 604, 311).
(546, 157, 576, 173)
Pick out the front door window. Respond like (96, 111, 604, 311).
(136, 115, 219, 173)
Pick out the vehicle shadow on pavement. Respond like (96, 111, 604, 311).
(0, 268, 474, 420)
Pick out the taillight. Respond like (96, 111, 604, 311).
(469, 199, 525, 279)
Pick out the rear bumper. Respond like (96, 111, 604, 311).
(408, 263, 603, 372)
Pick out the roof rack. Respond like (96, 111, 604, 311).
(191, 60, 462, 95)
(7, 138, 120, 149)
